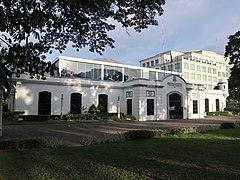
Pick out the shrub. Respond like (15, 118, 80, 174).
(207, 111, 232, 116)
(96, 105, 104, 114)
(124, 115, 136, 121)
(224, 107, 240, 115)
(170, 126, 220, 135)
(171, 127, 197, 135)
(80, 133, 126, 146)
(88, 104, 97, 114)
(3, 112, 15, 119)
(220, 121, 240, 129)
(124, 129, 167, 140)
(151, 129, 167, 137)
(195, 126, 220, 133)
(124, 130, 155, 140)
(2, 104, 9, 112)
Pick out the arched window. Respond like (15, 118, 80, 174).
(169, 93, 183, 119)
(205, 99, 209, 112)
(216, 99, 220, 111)
(70, 93, 82, 114)
(38, 91, 51, 115)
(98, 94, 108, 114)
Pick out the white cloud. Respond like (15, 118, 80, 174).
(46, 0, 240, 65)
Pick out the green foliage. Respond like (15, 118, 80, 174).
(171, 127, 197, 135)
(225, 98, 240, 114)
(124, 129, 166, 140)
(3, 112, 14, 119)
(124, 130, 155, 140)
(88, 104, 97, 114)
(88, 104, 106, 115)
(227, 65, 240, 103)
(225, 31, 240, 103)
(220, 121, 240, 129)
(2, 111, 25, 120)
(1, 0, 166, 54)
(151, 129, 167, 137)
(225, 31, 240, 65)
(96, 105, 104, 114)
(124, 115, 136, 121)
(195, 126, 220, 133)
(207, 111, 232, 116)
(224, 107, 240, 115)
(0, 0, 166, 90)
(79, 134, 126, 146)
(80, 129, 167, 145)
(171, 126, 220, 135)
(2, 103, 9, 112)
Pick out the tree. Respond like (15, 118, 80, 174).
(225, 31, 240, 108)
(0, 0, 166, 136)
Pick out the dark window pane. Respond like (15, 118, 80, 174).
(98, 94, 108, 114)
(216, 99, 220, 111)
(193, 100, 198, 114)
(38, 91, 51, 115)
(205, 99, 209, 112)
(147, 99, 154, 115)
(71, 93, 82, 114)
(127, 99, 132, 115)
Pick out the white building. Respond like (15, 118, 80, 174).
(7, 51, 229, 121)
(140, 50, 231, 90)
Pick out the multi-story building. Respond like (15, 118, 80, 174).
(7, 51, 229, 121)
(139, 50, 230, 90)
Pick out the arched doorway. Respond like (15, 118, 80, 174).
(168, 93, 183, 119)
(98, 94, 108, 114)
(38, 91, 51, 115)
(70, 93, 82, 114)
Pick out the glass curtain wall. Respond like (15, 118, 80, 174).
(104, 65, 123, 81)
(62, 61, 102, 80)
(124, 68, 141, 81)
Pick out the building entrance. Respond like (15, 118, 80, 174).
(169, 93, 183, 119)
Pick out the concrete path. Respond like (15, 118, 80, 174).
(2, 116, 240, 146)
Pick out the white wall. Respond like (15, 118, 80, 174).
(10, 73, 228, 121)
(13, 76, 124, 115)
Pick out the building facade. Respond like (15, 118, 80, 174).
(140, 50, 230, 90)
(8, 51, 229, 121)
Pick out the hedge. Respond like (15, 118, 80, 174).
(207, 111, 232, 116)
(220, 121, 240, 129)
(124, 129, 167, 140)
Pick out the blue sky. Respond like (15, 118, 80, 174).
(46, 0, 240, 66)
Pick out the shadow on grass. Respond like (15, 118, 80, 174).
(1, 129, 240, 179)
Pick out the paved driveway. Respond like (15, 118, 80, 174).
(2, 116, 240, 146)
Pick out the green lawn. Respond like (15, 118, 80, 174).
(1, 129, 240, 179)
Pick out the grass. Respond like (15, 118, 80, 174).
(1, 128, 240, 179)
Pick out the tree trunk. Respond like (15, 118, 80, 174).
(0, 88, 3, 136)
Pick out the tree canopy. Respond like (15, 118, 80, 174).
(0, 0, 165, 84)
(225, 31, 240, 105)
(0, 0, 166, 80)
(225, 31, 240, 65)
